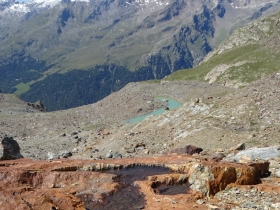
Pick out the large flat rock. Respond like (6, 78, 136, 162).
(0, 155, 270, 210)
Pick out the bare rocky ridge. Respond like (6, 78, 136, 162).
(70, 72, 280, 161)
(0, 93, 41, 114)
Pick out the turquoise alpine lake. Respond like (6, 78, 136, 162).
(124, 97, 181, 124)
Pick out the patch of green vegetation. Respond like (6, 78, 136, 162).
(217, 46, 280, 84)
(0, 58, 48, 93)
(164, 43, 280, 86)
(14, 83, 30, 96)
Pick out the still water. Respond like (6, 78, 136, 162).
(124, 97, 181, 124)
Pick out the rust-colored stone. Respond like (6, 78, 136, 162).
(0, 155, 271, 209)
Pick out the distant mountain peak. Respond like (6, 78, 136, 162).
(0, 0, 278, 15)
(0, 0, 91, 14)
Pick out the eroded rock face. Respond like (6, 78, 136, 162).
(0, 136, 23, 160)
(0, 155, 271, 209)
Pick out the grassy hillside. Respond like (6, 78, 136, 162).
(163, 11, 280, 87)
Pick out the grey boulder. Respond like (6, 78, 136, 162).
(47, 152, 59, 160)
(233, 146, 280, 162)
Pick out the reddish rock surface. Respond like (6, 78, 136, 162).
(0, 155, 271, 210)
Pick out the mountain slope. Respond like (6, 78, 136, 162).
(0, 0, 280, 110)
(1, 8, 280, 160)
(164, 10, 280, 87)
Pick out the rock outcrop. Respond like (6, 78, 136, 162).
(0, 136, 23, 160)
(27, 101, 47, 112)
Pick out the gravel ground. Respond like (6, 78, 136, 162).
(1, 72, 280, 161)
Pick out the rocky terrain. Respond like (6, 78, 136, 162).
(1, 80, 233, 159)
(0, 152, 279, 210)
(1, 71, 280, 209)
(1, 5, 280, 210)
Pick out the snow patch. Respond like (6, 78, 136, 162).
(0, 0, 90, 14)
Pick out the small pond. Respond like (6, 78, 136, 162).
(124, 97, 182, 124)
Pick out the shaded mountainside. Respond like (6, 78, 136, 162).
(0, 0, 280, 110)
(20, 65, 158, 110)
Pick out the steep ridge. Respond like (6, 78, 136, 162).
(0, 0, 279, 110)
